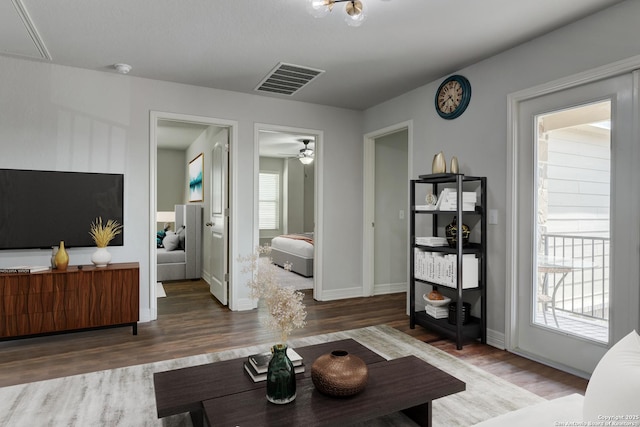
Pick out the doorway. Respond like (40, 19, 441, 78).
(508, 70, 640, 376)
(149, 112, 237, 319)
(363, 122, 413, 298)
(254, 124, 322, 297)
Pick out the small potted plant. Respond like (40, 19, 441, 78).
(89, 217, 122, 267)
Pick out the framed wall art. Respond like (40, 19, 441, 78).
(188, 153, 204, 202)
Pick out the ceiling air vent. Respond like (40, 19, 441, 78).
(255, 63, 325, 96)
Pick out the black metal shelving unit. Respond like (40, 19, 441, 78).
(409, 173, 487, 350)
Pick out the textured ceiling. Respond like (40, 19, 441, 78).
(259, 131, 317, 158)
(157, 121, 209, 150)
(1, 0, 625, 110)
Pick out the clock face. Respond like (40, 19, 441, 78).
(435, 75, 471, 120)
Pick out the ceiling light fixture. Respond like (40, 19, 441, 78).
(307, 0, 366, 27)
(114, 63, 132, 74)
(298, 140, 315, 165)
(299, 156, 314, 165)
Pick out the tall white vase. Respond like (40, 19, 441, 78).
(91, 247, 112, 267)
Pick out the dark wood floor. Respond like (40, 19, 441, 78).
(0, 279, 587, 399)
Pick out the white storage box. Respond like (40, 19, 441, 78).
(414, 250, 479, 288)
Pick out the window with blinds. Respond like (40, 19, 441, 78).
(259, 172, 280, 230)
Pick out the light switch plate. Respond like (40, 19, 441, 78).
(489, 209, 498, 225)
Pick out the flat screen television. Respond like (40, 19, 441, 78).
(0, 169, 124, 250)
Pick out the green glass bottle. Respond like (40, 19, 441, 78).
(266, 344, 296, 404)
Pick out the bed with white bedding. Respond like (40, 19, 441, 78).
(270, 233, 314, 277)
(157, 204, 202, 282)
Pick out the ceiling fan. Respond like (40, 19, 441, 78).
(279, 139, 315, 164)
(297, 139, 314, 164)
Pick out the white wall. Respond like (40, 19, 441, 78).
(363, 0, 640, 339)
(157, 149, 186, 213)
(286, 158, 304, 235)
(0, 54, 363, 319)
(303, 161, 315, 233)
(285, 158, 315, 235)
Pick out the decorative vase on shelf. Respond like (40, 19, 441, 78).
(450, 156, 459, 173)
(266, 344, 297, 404)
(54, 241, 69, 270)
(91, 247, 112, 267)
(445, 216, 470, 248)
(432, 151, 446, 174)
(311, 350, 368, 397)
(51, 245, 58, 269)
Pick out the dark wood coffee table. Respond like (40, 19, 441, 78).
(154, 338, 465, 427)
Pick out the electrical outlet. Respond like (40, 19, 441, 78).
(399, 210, 405, 220)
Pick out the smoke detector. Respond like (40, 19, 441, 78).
(114, 63, 132, 74)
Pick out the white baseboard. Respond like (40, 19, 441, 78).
(486, 328, 505, 349)
(373, 282, 407, 295)
(317, 286, 365, 301)
(318, 283, 406, 301)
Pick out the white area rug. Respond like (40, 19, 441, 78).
(0, 325, 544, 426)
(156, 282, 166, 298)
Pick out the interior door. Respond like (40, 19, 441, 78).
(208, 128, 229, 305)
(514, 72, 639, 376)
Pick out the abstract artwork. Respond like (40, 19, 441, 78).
(188, 153, 204, 202)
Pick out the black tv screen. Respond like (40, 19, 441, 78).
(0, 169, 124, 250)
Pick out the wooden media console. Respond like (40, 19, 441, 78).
(0, 262, 139, 339)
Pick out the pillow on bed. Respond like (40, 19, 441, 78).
(156, 230, 166, 248)
(162, 231, 180, 251)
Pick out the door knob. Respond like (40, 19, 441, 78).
(205, 222, 214, 227)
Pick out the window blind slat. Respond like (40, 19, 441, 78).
(259, 172, 279, 230)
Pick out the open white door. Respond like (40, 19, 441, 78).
(208, 128, 229, 305)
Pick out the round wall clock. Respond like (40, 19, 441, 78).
(435, 75, 471, 120)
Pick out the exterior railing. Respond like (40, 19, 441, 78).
(540, 233, 610, 321)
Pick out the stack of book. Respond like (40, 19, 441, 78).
(435, 189, 477, 211)
(415, 237, 448, 247)
(243, 347, 305, 382)
(425, 305, 449, 319)
(5, 266, 50, 273)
